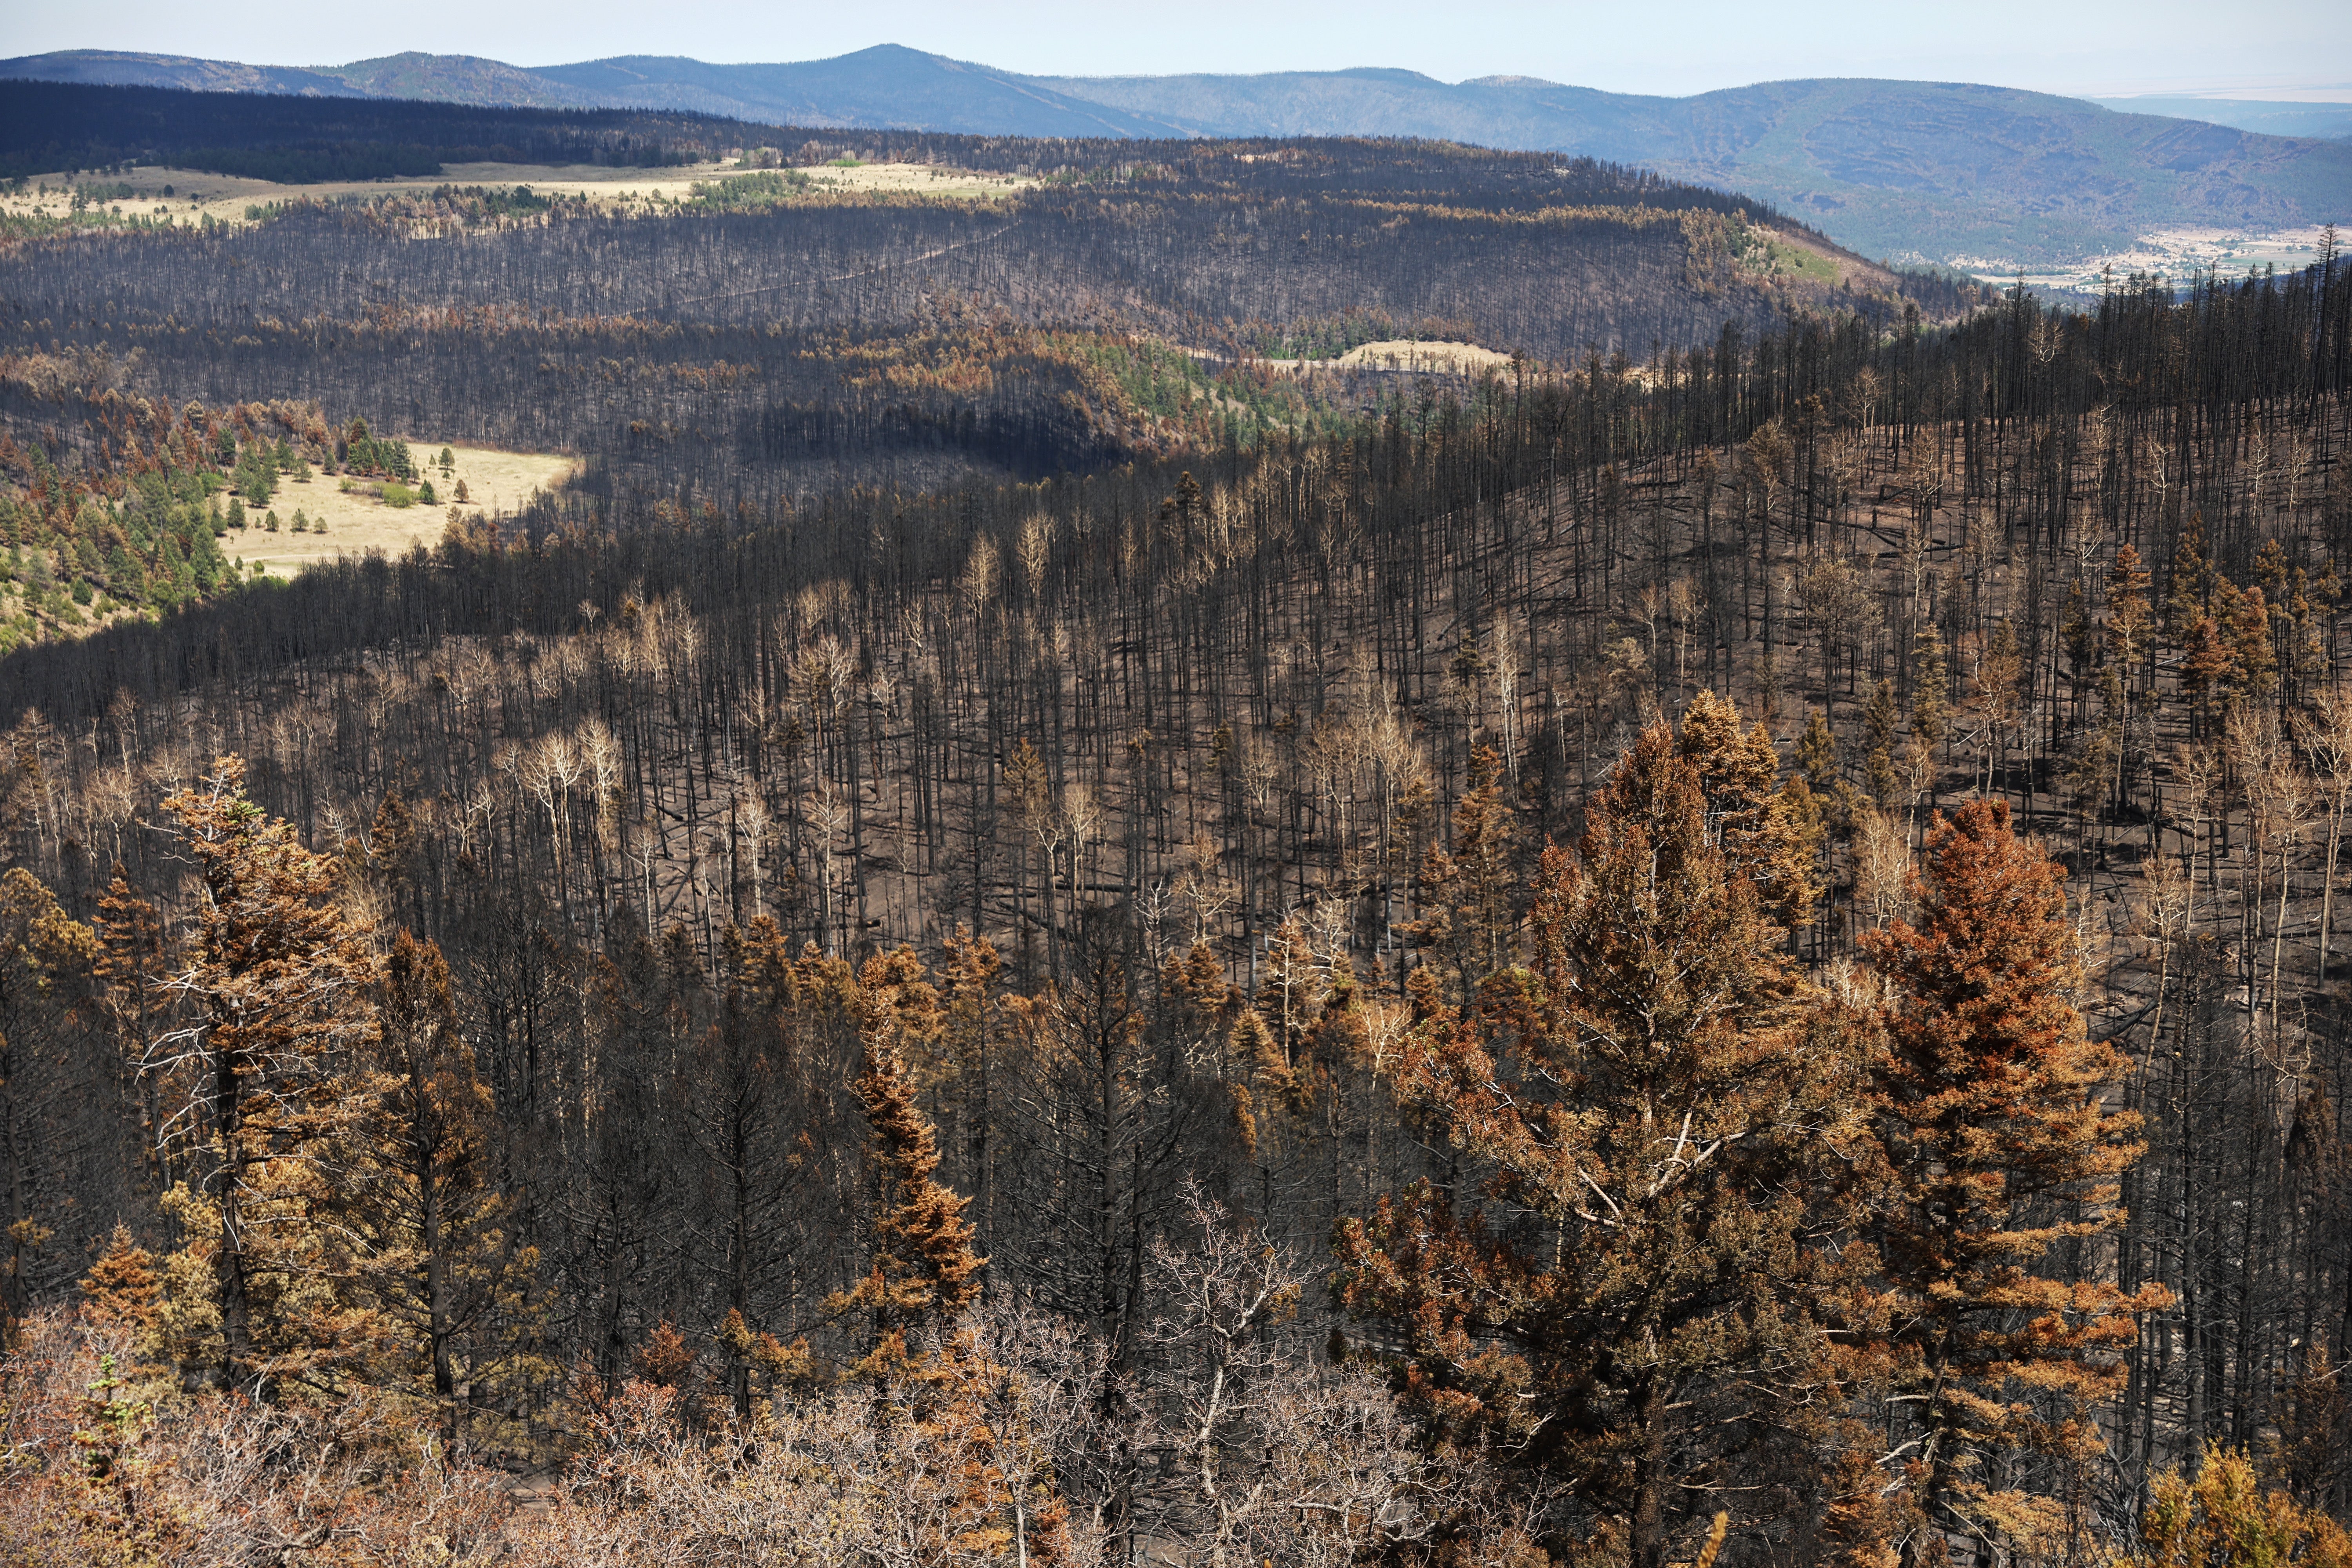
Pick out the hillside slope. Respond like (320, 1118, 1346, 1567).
(0, 47, 364, 97)
(2088, 95, 2352, 142)
(5, 47, 2344, 265)
(1040, 71, 2352, 264)
(0, 46, 1197, 138)
(528, 47, 1196, 136)
(314, 50, 584, 108)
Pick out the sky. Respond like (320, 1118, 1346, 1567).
(6, 0, 2350, 100)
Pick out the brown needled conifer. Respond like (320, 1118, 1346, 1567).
(1860, 799, 2169, 1568)
(1342, 706, 1860, 1568)
(0, 867, 98, 1351)
(151, 756, 380, 1398)
(338, 930, 539, 1441)
(79, 1223, 161, 1335)
(1407, 743, 1520, 1002)
(833, 947, 983, 1388)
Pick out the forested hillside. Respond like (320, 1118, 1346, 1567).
(8, 59, 2345, 267)
(0, 125, 2350, 1568)
(0, 131, 1970, 654)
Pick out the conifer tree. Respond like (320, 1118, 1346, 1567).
(80, 1222, 161, 1334)
(1858, 799, 2167, 1567)
(1676, 687, 1818, 924)
(687, 916, 825, 1417)
(2164, 516, 2212, 644)
(2106, 542, 2154, 709)
(151, 756, 380, 1396)
(94, 866, 169, 1194)
(2127, 1445, 2352, 1567)
(1911, 624, 1949, 746)
(942, 924, 1007, 1261)
(1798, 707, 1841, 798)
(0, 867, 98, 1350)
(338, 931, 541, 1441)
(2183, 614, 2235, 735)
(2232, 585, 2279, 701)
(2062, 579, 2095, 723)
(1343, 710, 1860, 1568)
(1408, 744, 1520, 1001)
(834, 947, 981, 1387)
(1865, 678, 1902, 807)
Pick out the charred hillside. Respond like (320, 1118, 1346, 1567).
(3, 120, 2345, 1568)
(0, 135, 1978, 528)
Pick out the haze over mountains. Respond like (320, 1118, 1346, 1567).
(2085, 95, 2352, 142)
(6, 43, 2349, 268)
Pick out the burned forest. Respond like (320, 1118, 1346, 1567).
(2, 103, 2350, 1568)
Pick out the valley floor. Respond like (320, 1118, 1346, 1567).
(1960, 221, 2343, 293)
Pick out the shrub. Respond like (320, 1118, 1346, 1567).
(2126, 1445, 2352, 1566)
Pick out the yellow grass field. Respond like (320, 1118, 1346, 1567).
(791, 161, 1033, 199)
(228, 441, 578, 578)
(0, 162, 736, 227)
(1, 159, 1031, 229)
(1332, 340, 1517, 373)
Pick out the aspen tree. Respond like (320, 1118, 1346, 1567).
(2304, 688, 2352, 984)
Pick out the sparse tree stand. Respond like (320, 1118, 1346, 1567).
(826, 947, 1086, 1566)
(0, 869, 99, 1351)
(1858, 800, 2170, 1568)
(148, 757, 381, 1397)
(336, 930, 542, 1443)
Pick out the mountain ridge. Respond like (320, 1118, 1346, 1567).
(3, 45, 2345, 265)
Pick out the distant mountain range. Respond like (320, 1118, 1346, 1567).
(6, 45, 2348, 268)
(2085, 96, 2352, 143)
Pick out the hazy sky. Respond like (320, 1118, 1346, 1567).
(7, 0, 2350, 100)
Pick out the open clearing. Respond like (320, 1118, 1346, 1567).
(1210, 339, 1519, 376)
(1746, 225, 1888, 289)
(1332, 340, 1516, 373)
(3, 158, 1032, 229)
(1, 162, 734, 226)
(229, 441, 577, 578)
(790, 161, 1033, 199)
